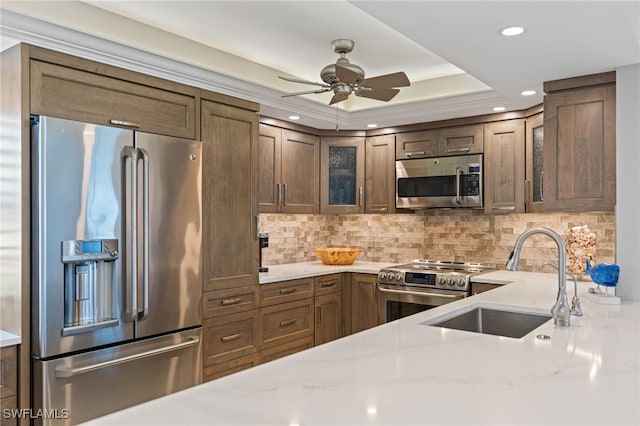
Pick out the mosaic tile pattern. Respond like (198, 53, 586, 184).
(259, 211, 615, 273)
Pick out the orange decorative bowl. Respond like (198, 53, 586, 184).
(315, 247, 362, 265)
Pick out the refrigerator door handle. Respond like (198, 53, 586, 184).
(54, 336, 200, 378)
(138, 148, 150, 321)
(122, 146, 138, 321)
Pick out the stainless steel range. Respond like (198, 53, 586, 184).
(377, 259, 495, 324)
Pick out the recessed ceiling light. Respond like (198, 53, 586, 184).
(288, 115, 300, 120)
(367, 124, 378, 128)
(493, 106, 506, 112)
(521, 90, 537, 96)
(501, 26, 525, 36)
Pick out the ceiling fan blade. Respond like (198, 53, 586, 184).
(335, 64, 363, 85)
(279, 75, 330, 88)
(329, 92, 350, 105)
(356, 88, 400, 102)
(362, 72, 410, 89)
(281, 88, 331, 97)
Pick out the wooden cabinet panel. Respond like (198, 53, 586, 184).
(259, 298, 314, 349)
(0, 346, 17, 400)
(203, 353, 259, 382)
(525, 113, 545, 213)
(320, 136, 365, 214)
(281, 129, 320, 213)
(543, 82, 616, 212)
(484, 119, 525, 213)
(314, 274, 342, 297)
(350, 273, 379, 333)
(315, 293, 343, 346)
(365, 134, 396, 213)
(259, 336, 314, 364)
(30, 60, 196, 139)
(395, 130, 439, 159)
(203, 310, 259, 367)
(259, 278, 314, 307)
(202, 100, 259, 291)
(438, 124, 483, 155)
(258, 124, 282, 213)
(258, 125, 319, 213)
(203, 286, 259, 319)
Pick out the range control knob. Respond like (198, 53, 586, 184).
(448, 277, 456, 286)
(395, 273, 403, 281)
(438, 276, 447, 286)
(457, 278, 466, 287)
(378, 272, 387, 281)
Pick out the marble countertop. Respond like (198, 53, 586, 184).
(258, 260, 393, 284)
(85, 270, 640, 425)
(0, 329, 21, 347)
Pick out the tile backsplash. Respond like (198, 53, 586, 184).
(259, 211, 615, 272)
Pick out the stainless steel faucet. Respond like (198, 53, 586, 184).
(505, 228, 571, 326)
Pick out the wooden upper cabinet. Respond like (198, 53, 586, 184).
(395, 130, 439, 159)
(202, 100, 259, 291)
(320, 136, 365, 214)
(543, 73, 616, 212)
(525, 113, 545, 213)
(258, 124, 319, 213)
(365, 134, 396, 214)
(484, 119, 526, 214)
(30, 60, 196, 139)
(438, 124, 483, 156)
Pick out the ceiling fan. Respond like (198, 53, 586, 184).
(279, 39, 411, 105)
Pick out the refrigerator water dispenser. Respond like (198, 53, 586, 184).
(62, 239, 119, 335)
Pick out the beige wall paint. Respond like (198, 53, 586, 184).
(259, 211, 615, 274)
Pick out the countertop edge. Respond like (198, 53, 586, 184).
(0, 330, 21, 347)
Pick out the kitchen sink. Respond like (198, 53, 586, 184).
(424, 306, 552, 338)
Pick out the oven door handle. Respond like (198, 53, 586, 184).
(377, 286, 461, 299)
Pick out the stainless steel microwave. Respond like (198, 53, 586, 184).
(396, 154, 483, 209)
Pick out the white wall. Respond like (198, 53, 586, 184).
(616, 64, 640, 302)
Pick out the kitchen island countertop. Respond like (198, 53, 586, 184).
(84, 270, 640, 425)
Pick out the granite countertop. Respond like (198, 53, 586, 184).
(0, 329, 21, 347)
(85, 270, 640, 425)
(258, 260, 393, 284)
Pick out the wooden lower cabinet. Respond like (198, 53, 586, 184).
(203, 310, 259, 380)
(259, 298, 314, 349)
(315, 293, 343, 345)
(350, 273, 379, 333)
(0, 345, 18, 425)
(259, 336, 314, 364)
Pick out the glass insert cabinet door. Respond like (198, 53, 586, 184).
(320, 137, 365, 213)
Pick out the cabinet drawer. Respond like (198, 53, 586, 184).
(314, 274, 343, 296)
(203, 286, 258, 319)
(203, 353, 259, 382)
(259, 298, 314, 349)
(438, 124, 483, 155)
(259, 278, 314, 307)
(395, 130, 439, 159)
(259, 336, 314, 364)
(31, 60, 196, 139)
(0, 345, 17, 399)
(203, 310, 258, 367)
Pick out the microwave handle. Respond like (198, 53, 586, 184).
(455, 167, 463, 203)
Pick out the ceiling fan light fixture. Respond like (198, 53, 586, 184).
(501, 26, 525, 36)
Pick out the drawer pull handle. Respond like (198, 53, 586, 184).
(405, 151, 425, 157)
(321, 282, 336, 288)
(220, 297, 243, 306)
(279, 288, 297, 295)
(221, 333, 241, 342)
(279, 319, 297, 327)
(110, 119, 141, 128)
(447, 147, 471, 153)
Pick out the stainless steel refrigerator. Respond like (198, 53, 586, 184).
(30, 115, 203, 425)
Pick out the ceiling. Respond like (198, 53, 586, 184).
(1, 1, 639, 130)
